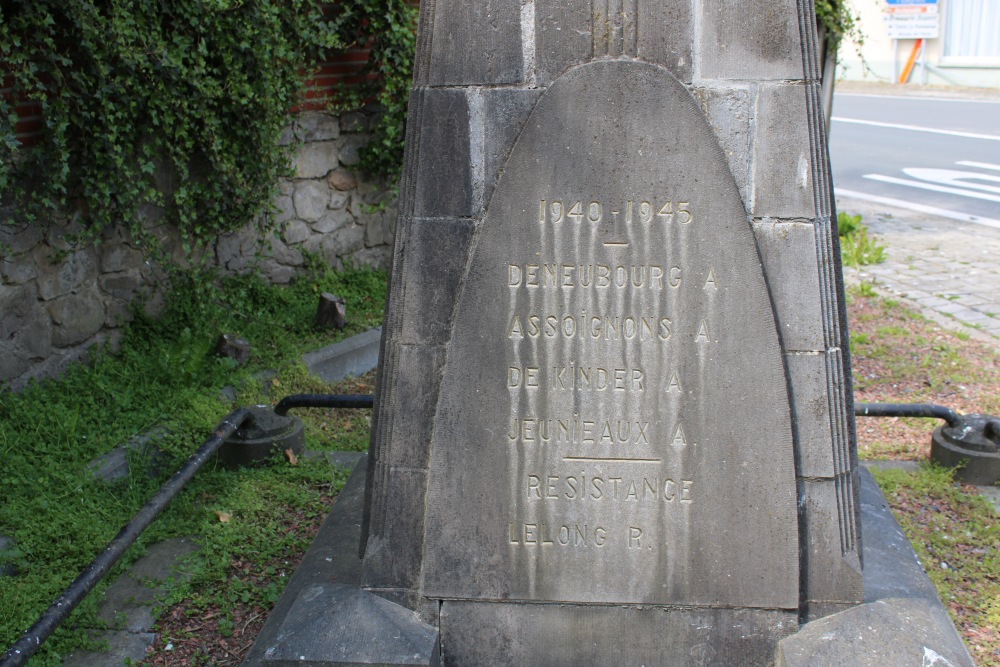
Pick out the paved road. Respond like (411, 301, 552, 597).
(830, 85, 1000, 348)
(830, 90, 1000, 227)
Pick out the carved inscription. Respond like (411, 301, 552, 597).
(423, 60, 798, 607)
(507, 192, 708, 559)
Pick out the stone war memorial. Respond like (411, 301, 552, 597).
(244, 1, 975, 665)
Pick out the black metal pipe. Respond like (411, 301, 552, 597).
(274, 393, 374, 416)
(854, 402, 962, 428)
(0, 408, 252, 667)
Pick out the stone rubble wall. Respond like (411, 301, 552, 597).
(0, 109, 396, 390)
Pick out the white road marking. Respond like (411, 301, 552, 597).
(903, 168, 1000, 194)
(863, 173, 1000, 203)
(835, 188, 1000, 230)
(832, 117, 1000, 142)
(957, 160, 1000, 172)
(837, 92, 1000, 104)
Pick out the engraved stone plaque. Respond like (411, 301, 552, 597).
(421, 60, 798, 608)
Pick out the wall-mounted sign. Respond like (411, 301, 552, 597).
(884, 0, 940, 39)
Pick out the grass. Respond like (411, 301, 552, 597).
(2, 256, 997, 664)
(0, 262, 386, 666)
(849, 286, 1000, 664)
(872, 466, 1000, 665)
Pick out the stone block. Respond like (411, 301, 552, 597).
(99, 243, 142, 273)
(294, 180, 332, 222)
(636, 1, 693, 81)
(752, 220, 825, 351)
(253, 584, 439, 667)
(99, 271, 142, 302)
(362, 467, 428, 593)
(785, 352, 835, 478)
(321, 225, 365, 263)
(295, 141, 339, 179)
(48, 290, 106, 347)
(776, 599, 974, 667)
(340, 111, 367, 133)
(481, 88, 543, 207)
(0, 222, 44, 255)
(36, 248, 96, 300)
(10, 307, 51, 359)
(312, 208, 353, 235)
(395, 217, 474, 346)
(422, 0, 522, 86)
(303, 327, 382, 383)
(272, 194, 295, 223)
(0, 283, 39, 340)
(0, 346, 30, 383)
(265, 235, 304, 267)
(384, 345, 445, 470)
(327, 167, 357, 191)
(281, 220, 312, 246)
(753, 83, 816, 218)
(297, 111, 340, 142)
(799, 479, 863, 611)
(260, 260, 295, 284)
(0, 253, 38, 284)
(696, 1, 805, 81)
(440, 601, 796, 666)
(363, 212, 385, 247)
(411, 89, 474, 219)
(691, 85, 753, 204)
(353, 246, 392, 271)
(329, 189, 349, 210)
(215, 226, 261, 271)
(337, 135, 367, 167)
(533, 0, 592, 85)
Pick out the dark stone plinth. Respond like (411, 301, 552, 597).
(247, 459, 971, 667)
(303, 327, 382, 384)
(776, 469, 974, 666)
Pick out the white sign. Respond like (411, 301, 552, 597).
(884, 1, 940, 39)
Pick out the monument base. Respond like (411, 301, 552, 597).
(243, 460, 972, 667)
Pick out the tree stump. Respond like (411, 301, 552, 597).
(315, 292, 347, 330)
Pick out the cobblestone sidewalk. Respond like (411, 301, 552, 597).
(837, 197, 1000, 349)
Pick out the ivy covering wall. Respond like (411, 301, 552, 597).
(0, 0, 416, 256)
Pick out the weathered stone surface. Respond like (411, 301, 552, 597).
(312, 209, 353, 235)
(295, 141, 339, 179)
(692, 85, 753, 204)
(481, 88, 543, 208)
(0, 253, 38, 284)
(10, 307, 52, 359)
(415, 61, 798, 607)
(294, 180, 332, 221)
(752, 221, 825, 351)
(697, 1, 805, 81)
(36, 248, 96, 300)
(422, 0, 522, 86)
(753, 83, 816, 218)
(441, 602, 796, 666)
(99, 271, 142, 302)
(337, 136, 367, 167)
(411, 90, 473, 218)
(0, 346, 30, 383)
(99, 243, 142, 273)
(48, 290, 105, 347)
(340, 111, 366, 133)
(281, 220, 311, 246)
(0, 283, 39, 340)
(533, 0, 592, 85)
(0, 222, 44, 254)
(265, 235, 304, 267)
(297, 112, 340, 142)
(327, 167, 357, 191)
(394, 217, 475, 346)
(776, 599, 974, 667)
(215, 226, 261, 271)
(272, 194, 296, 223)
(362, 467, 428, 593)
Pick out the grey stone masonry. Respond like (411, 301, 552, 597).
(1, 109, 395, 390)
(360, 0, 863, 664)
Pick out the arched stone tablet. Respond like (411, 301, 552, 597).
(422, 60, 798, 609)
